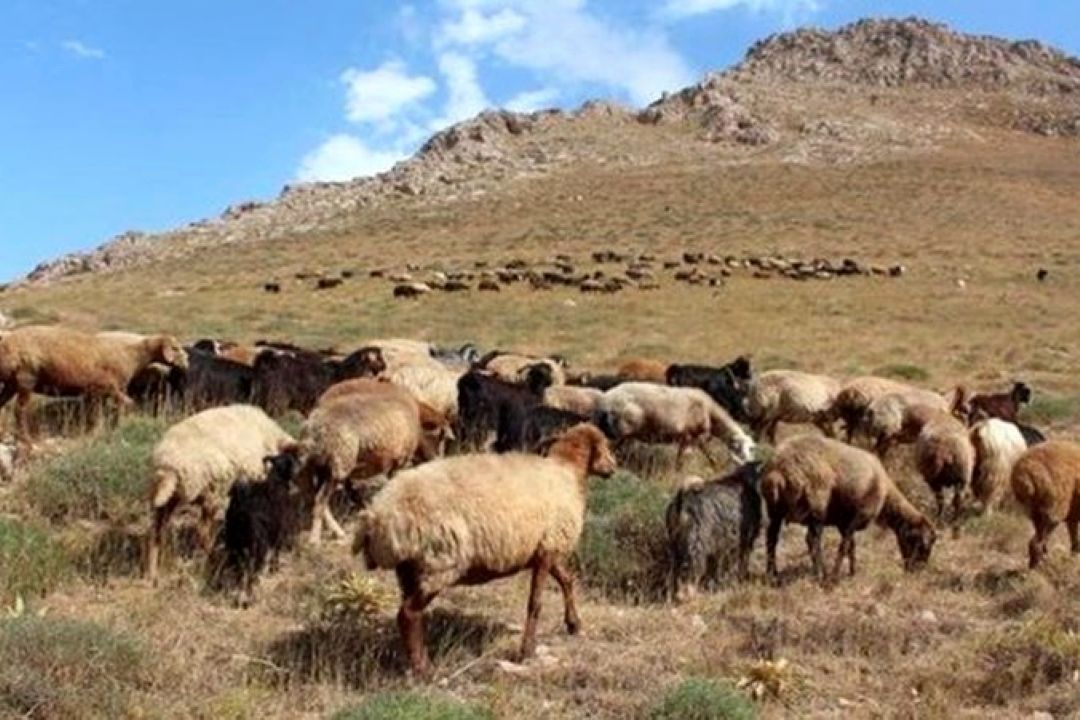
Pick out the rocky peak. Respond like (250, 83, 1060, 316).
(735, 17, 1080, 94)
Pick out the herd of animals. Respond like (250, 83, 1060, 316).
(0, 324, 1077, 678)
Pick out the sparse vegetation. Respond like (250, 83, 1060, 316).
(874, 363, 931, 382)
(330, 692, 493, 720)
(1025, 393, 1080, 425)
(648, 679, 757, 720)
(0, 518, 71, 604)
(0, 617, 154, 719)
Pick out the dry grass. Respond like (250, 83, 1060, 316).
(0, 85, 1079, 718)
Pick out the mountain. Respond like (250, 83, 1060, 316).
(16, 17, 1080, 287)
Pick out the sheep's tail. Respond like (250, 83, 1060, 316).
(149, 467, 177, 509)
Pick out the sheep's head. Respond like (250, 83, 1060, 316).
(524, 363, 555, 394)
(551, 423, 616, 478)
(154, 335, 188, 371)
(728, 433, 757, 466)
(897, 517, 936, 571)
(949, 385, 973, 423)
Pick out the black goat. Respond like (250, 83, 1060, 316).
(1016, 422, 1047, 447)
(220, 452, 305, 606)
(666, 356, 753, 422)
(455, 367, 553, 451)
(494, 405, 587, 453)
(179, 349, 255, 410)
(667, 462, 763, 601)
(251, 346, 384, 415)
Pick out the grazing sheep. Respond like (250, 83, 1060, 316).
(250, 346, 384, 415)
(393, 283, 431, 299)
(594, 382, 755, 468)
(0, 326, 188, 443)
(666, 356, 753, 422)
(960, 382, 1033, 423)
(146, 405, 293, 583)
(970, 419, 1027, 514)
(379, 362, 463, 426)
(829, 376, 946, 442)
(745, 370, 840, 443)
(914, 412, 975, 528)
(1010, 441, 1080, 568)
(355, 423, 617, 677)
(477, 351, 568, 387)
(299, 391, 438, 544)
(544, 385, 603, 417)
(667, 462, 763, 601)
(456, 367, 553, 451)
(752, 436, 936, 582)
(221, 452, 305, 606)
(319, 378, 454, 452)
(863, 394, 949, 456)
(616, 358, 668, 383)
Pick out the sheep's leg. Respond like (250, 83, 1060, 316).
(933, 489, 946, 523)
(847, 535, 857, 576)
(766, 420, 780, 445)
(1068, 519, 1080, 555)
(697, 440, 719, 469)
(1028, 517, 1056, 569)
(195, 497, 217, 555)
(951, 488, 965, 535)
(322, 505, 347, 541)
(549, 560, 581, 635)
(520, 554, 553, 661)
(807, 522, 825, 582)
(145, 497, 179, 585)
(832, 533, 848, 580)
(674, 441, 688, 470)
(395, 563, 436, 677)
(765, 514, 783, 581)
(309, 478, 340, 545)
(15, 388, 34, 445)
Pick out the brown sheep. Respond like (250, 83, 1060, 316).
(616, 358, 668, 383)
(1010, 441, 1080, 568)
(0, 326, 188, 443)
(829, 376, 947, 442)
(914, 412, 975, 529)
(754, 435, 936, 583)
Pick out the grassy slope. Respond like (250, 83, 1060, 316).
(1, 88, 1079, 719)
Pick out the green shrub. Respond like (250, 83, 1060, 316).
(648, 679, 757, 720)
(0, 616, 154, 719)
(330, 692, 493, 720)
(874, 363, 930, 382)
(23, 416, 166, 526)
(575, 472, 671, 602)
(0, 518, 71, 604)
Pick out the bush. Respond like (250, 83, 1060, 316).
(575, 471, 671, 602)
(330, 692, 493, 720)
(648, 678, 757, 720)
(0, 616, 154, 719)
(0, 518, 71, 604)
(874, 363, 930, 382)
(23, 416, 166, 526)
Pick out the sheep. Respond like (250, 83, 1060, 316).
(455, 367, 553, 451)
(354, 423, 617, 677)
(829, 376, 946, 442)
(745, 370, 840, 443)
(863, 394, 950, 456)
(544, 385, 603, 417)
(914, 412, 975, 529)
(970, 419, 1027, 514)
(146, 405, 294, 583)
(666, 462, 763, 601)
(250, 345, 384, 415)
(593, 382, 755, 469)
(477, 351, 568, 387)
(1010, 441, 1080, 568)
(379, 361, 463, 426)
(751, 435, 936, 582)
(430, 342, 482, 369)
(666, 356, 753, 422)
(616, 358, 668, 383)
(0, 326, 188, 443)
(298, 391, 439, 544)
(318, 378, 454, 453)
(495, 405, 587, 453)
(220, 452, 305, 606)
(959, 382, 1033, 423)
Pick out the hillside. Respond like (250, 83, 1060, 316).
(2, 17, 1080, 720)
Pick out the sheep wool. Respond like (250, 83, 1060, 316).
(745, 370, 840, 442)
(970, 419, 1026, 512)
(1010, 440, 1080, 568)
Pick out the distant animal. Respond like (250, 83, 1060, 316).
(316, 277, 343, 290)
(263, 282, 281, 294)
(957, 382, 1032, 424)
(1036, 268, 1049, 282)
(667, 463, 763, 601)
(393, 283, 431, 299)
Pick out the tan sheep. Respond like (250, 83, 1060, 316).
(914, 412, 975, 528)
(378, 361, 463, 425)
(483, 353, 567, 387)
(755, 435, 936, 582)
(544, 385, 603, 417)
(745, 370, 841, 443)
(0, 325, 188, 443)
(829, 376, 946, 442)
(594, 382, 755, 468)
(355, 423, 617, 677)
(146, 404, 293, 583)
(970, 419, 1027, 514)
(863, 394, 946, 456)
(616, 358, 669, 383)
(299, 391, 438, 544)
(1010, 441, 1080, 568)
(319, 378, 454, 450)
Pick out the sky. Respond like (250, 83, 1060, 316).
(1, 1, 1078, 281)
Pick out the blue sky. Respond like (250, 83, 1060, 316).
(1, 0, 1077, 281)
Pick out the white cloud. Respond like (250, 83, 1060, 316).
(60, 39, 105, 60)
(439, 7, 526, 46)
(661, 0, 821, 22)
(341, 60, 436, 124)
(505, 87, 559, 112)
(432, 52, 490, 127)
(296, 134, 405, 182)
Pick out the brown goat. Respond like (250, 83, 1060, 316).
(1010, 441, 1080, 568)
(954, 382, 1032, 424)
(616, 358, 669, 384)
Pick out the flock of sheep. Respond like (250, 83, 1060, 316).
(0, 323, 1076, 678)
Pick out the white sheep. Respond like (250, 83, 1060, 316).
(355, 423, 617, 677)
(969, 418, 1027, 514)
(745, 370, 841, 443)
(379, 361, 463, 425)
(146, 404, 293, 583)
(544, 385, 603, 417)
(829, 376, 947, 442)
(594, 382, 755, 468)
(482, 352, 567, 387)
